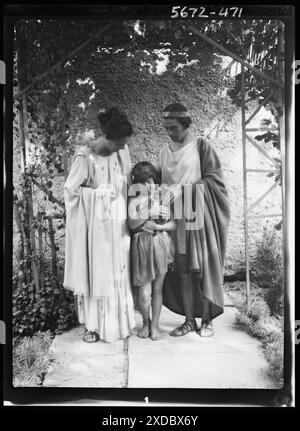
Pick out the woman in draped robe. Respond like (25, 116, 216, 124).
(155, 103, 231, 337)
(63, 107, 136, 343)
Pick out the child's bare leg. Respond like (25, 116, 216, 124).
(150, 272, 166, 340)
(138, 282, 152, 338)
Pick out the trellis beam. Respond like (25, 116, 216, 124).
(248, 214, 282, 219)
(246, 127, 279, 132)
(241, 64, 251, 307)
(245, 92, 274, 125)
(246, 168, 279, 173)
(245, 134, 279, 166)
(48, 219, 58, 277)
(247, 182, 279, 213)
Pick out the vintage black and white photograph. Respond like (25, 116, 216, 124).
(8, 6, 294, 398)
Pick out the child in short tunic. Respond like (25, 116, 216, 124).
(128, 162, 176, 340)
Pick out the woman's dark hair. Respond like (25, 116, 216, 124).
(97, 107, 133, 140)
(163, 102, 192, 129)
(131, 161, 161, 185)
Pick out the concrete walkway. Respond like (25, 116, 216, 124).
(43, 298, 280, 389)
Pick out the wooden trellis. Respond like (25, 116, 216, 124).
(15, 91, 65, 291)
(14, 24, 111, 292)
(187, 22, 285, 306)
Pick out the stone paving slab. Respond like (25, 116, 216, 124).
(42, 304, 281, 389)
(128, 307, 280, 389)
(128, 353, 278, 388)
(43, 326, 125, 387)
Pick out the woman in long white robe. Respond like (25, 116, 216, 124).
(63, 108, 136, 343)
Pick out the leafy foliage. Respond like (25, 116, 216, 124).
(13, 277, 76, 340)
(235, 295, 283, 384)
(243, 296, 271, 322)
(264, 333, 284, 382)
(14, 18, 282, 88)
(226, 279, 283, 384)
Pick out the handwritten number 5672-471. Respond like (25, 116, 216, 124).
(170, 6, 243, 19)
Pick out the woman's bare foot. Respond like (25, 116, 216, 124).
(150, 324, 162, 341)
(137, 322, 150, 338)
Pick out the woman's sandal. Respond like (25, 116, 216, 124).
(169, 320, 197, 337)
(83, 330, 99, 343)
(199, 321, 214, 337)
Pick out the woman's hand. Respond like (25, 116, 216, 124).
(95, 184, 119, 220)
(138, 200, 169, 219)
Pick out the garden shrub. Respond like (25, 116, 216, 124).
(235, 311, 252, 329)
(13, 275, 76, 340)
(238, 296, 270, 323)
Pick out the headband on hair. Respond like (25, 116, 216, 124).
(162, 111, 190, 118)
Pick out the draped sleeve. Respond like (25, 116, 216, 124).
(185, 138, 230, 312)
(63, 152, 91, 295)
(64, 152, 90, 210)
(63, 150, 116, 299)
(194, 138, 231, 266)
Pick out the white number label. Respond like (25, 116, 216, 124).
(171, 6, 181, 18)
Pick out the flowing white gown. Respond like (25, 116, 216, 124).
(63, 144, 136, 342)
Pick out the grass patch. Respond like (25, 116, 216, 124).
(225, 281, 284, 386)
(253, 225, 284, 316)
(13, 330, 54, 387)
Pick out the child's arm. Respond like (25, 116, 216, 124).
(155, 219, 177, 232)
(128, 196, 148, 231)
(142, 219, 176, 232)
